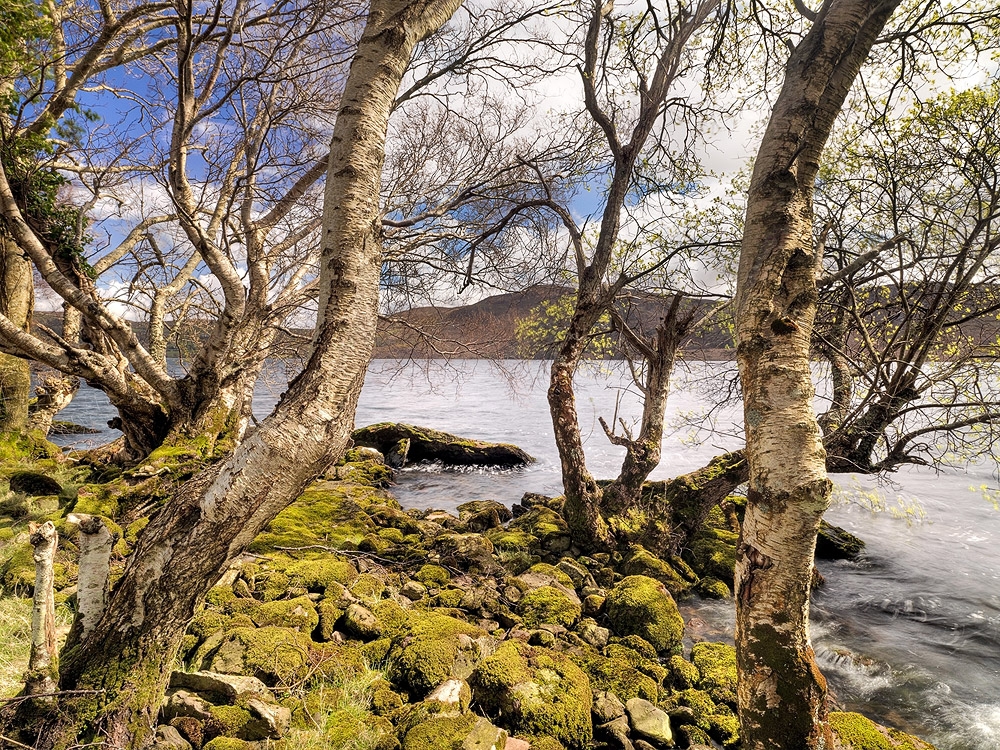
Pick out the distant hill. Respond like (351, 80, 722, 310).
(31, 286, 736, 362)
(374, 285, 735, 359)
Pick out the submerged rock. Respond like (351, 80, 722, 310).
(353, 422, 534, 467)
(817, 520, 866, 560)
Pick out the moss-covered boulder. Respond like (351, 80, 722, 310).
(817, 521, 866, 561)
(472, 641, 592, 748)
(605, 575, 684, 655)
(691, 641, 737, 706)
(252, 596, 319, 632)
(508, 506, 571, 554)
(388, 613, 485, 697)
(830, 712, 936, 750)
(207, 627, 312, 686)
(687, 526, 738, 585)
(250, 480, 393, 553)
(621, 546, 694, 598)
(8, 470, 62, 496)
(401, 713, 507, 750)
(518, 585, 581, 629)
(574, 651, 659, 702)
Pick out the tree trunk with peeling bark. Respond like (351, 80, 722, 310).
(732, 1, 902, 748)
(6, 1, 463, 746)
(0, 233, 32, 433)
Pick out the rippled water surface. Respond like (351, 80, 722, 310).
(57, 359, 1000, 750)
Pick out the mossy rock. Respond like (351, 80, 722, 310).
(605, 575, 684, 655)
(574, 651, 658, 702)
(523, 562, 574, 588)
(673, 688, 717, 731)
(349, 572, 385, 601)
(414, 564, 450, 587)
(708, 708, 740, 747)
(621, 546, 693, 598)
(250, 480, 395, 553)
(472, 641, 592, 748)
(696, 576, 731, 599)
(206, 704, 252, 737)
(202, 738, 252, 750)
(284, 555, 358, 591)
(389, 612, 485, 697)
(508, 506, 571, 553)
(518, 585, 581, 628)
(667, 654, 700, 689)
(401, 713, 478, 750)
(208, 627, 312, 686)
(8, 470, 62, 496)
(830, 712, 937, 750)
(687, 527, 738, 585)
(487, 528, 540, 552)
(253, 596, 319, 632)
(372, 680, 404, 716)
(691, 641, 737, 706)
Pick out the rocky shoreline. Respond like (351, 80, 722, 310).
(0, 431, 935, 750)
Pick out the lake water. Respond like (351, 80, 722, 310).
(53, 359, 1000, 750)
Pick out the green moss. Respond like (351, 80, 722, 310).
(70, 485, 120, 520)
(829, 712, 936, 750)
(253, 596, 319, 631)
(697, 576, 732, 599)
(522, 738, 565, 750)
(316, 598, 345, 642)
(124, 517, 149, 545)
(574, 651, 659, 702)
(519, 585, 581, 628)
(402, 713, 478, 750)
(472, 641, 592, 748)
(674, 689, 717, 730)
(284, 555, 359, 591)
(207, 704, 251, 735)
(208, 626, 312, 686)
(392, 613, 483, 696)
(372, 681, 403, 715)
(249, 481, 392, 553)
(708, 709, 740, 747)
(350, 573, 385, 601)
(434, 588, 464, 608)
(378, 527, 405, 544)
(202, 738, 252, 750)
(189, 610, 230, 640)
(415, 564, 450, 587)
(691, 641, 737, 706)
(688, 527, 738, 584)
(605, 575, 684, 655)
(668, 654, 700, 689)
(487, 529, 538, 550)
(621, 546, 693, 598)
(372, 599, 408, 639)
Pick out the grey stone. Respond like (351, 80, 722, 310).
(597, 715, 634, 750)
(342, 602, 380, 640)
(386, 438, 410, 468)
(152, 725, 191, 750)
(169, 670, 273, 702)
(426, 678, 472, 712)
(557, 558, 589, 586)
(577, 618, 610, 649)
(401, 580, 427, 600)
(592, 690, 626, 724)
(626, 698, 673, 747)
(461, 717, 508, 750)
(160, 689, 213, 722)
(245, 697, 291, 739)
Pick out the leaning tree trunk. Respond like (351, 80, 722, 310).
(0, 232, 33, 433)
(732, 1, 902, 749)
(549, 299, 616, 550)
(9, 2, 464, 747)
